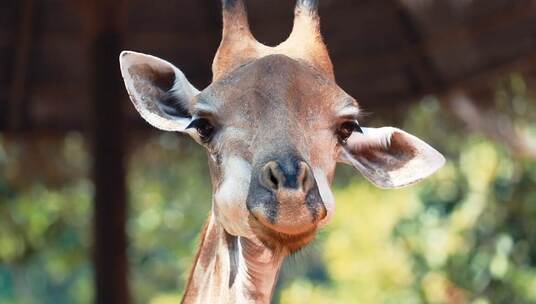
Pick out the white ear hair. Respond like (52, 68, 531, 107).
(340, 127, 445, 188)
(348, 127, 393, 150)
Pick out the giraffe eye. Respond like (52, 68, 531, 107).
(336, 121, 362, 144)
(187, 118, 216, 143)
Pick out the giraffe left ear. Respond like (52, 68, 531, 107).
(119, 51, 199, 132)
(338, 127, 445, 188)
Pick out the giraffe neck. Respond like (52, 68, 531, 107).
(181, 212, 285, 304)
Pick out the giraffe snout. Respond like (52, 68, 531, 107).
(247, 157, 326, 235)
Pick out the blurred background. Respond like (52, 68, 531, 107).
(1, 0, 536, 303)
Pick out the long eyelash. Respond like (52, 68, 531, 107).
(340, 121, 362, 133)
(355, 109, 370, 120)
(185, 119, 203, 129)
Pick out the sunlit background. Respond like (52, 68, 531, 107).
(1, 0, 536, 303)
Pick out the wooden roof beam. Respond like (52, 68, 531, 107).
(7, 0, 35, 131)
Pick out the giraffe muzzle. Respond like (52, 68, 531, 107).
(246, 157, 327, 235)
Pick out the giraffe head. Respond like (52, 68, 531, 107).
(119, 0, 444, 253)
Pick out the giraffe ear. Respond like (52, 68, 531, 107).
(338, 127, 445, 188)
(119, 51, 199, 131)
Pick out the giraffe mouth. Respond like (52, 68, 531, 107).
(248, 214, 318, 253)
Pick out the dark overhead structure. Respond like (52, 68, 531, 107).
(2, 0, 536, 132)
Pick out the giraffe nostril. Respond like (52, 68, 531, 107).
(261, 161, 284, 190)
(269, 168, 279, 188)
(298, 161, 314, 193)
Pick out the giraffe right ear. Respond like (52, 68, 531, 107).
(338, 127, 445, 188)
(119, 51, 199, 131)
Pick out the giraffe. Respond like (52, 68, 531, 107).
(119, 0, 445, 303)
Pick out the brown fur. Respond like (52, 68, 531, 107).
(181, 214, 212, 303)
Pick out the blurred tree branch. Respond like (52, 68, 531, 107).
(448, 91, 536, 159)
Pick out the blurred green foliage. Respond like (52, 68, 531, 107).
(1, 75, 535, 303)
(0, 134, 93, 304)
